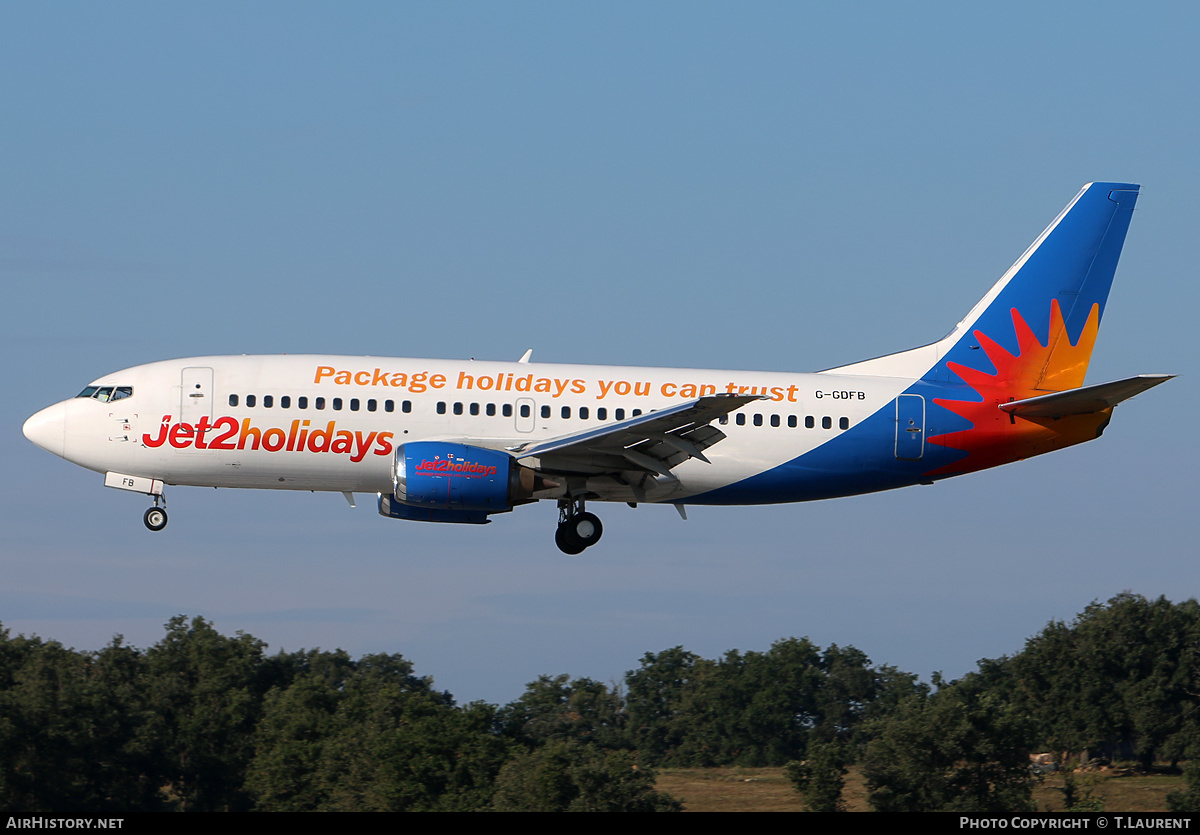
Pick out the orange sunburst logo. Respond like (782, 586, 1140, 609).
(925, 299, 1108, 476)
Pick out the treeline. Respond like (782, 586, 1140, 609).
(859, 592, 1200, 812)
(2, 593, 1199, 812)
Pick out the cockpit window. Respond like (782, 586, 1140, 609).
(76, 385, 133, 402)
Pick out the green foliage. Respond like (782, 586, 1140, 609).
(498, 674, 627, 749)
(625, 639, 921, 767)
(138, 615, 273, 811)
(623, 646, 702, 764)
(241, 651, 356, 811)
(0, 630, 156, 812)
(248, 653, 511, 811)
(1006, 593, 1200, 768)
(8, 595, 1199, 814)
(862, 678, 1037, 813)
(491, 740, 681, 812)
(785, 740, 848, 812)
(1168, 762, 1200, 813)
(1059, 771, 1105, 812)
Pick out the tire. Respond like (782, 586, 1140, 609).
(555, 524, 586, 555)
(144, 507, 168, 531)
(571, 512, 603, 546)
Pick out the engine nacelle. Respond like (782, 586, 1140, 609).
(392, 441, 519, 512)
(377, 493, 491, 524)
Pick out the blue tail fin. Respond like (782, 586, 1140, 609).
(826, 182, 1139, 386)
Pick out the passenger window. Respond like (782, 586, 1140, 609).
(229, 394, 239, 407)
(453, 402, 464, 416)
(719, 415, 728, 425)
(822, 416, 832, 429)
(470, 403, 480, 416)
(805, 416, 815, 429)
(281, 396, 291, 408)
(615, 409, 625, 420)
(486, 403, 496, 416)
(561, 406, 571, 419)
(633, 409, 642, 417)
(263, 395, 273, 408)
(579, 406, 589, 420)
(437, 402, 446, 415)
(736, 413, 746, 426)
(350, 398, 360, 411)
(315, 397, 325, 410)
(367, 399, 377, 412)
(753, 414, 763, 426)
(299, 396, 308, 409)
(598, 408, 607, 420)
(247, 394, 257, 407)
(520, 404, 530, 418)
(770, 414, 780, 427)
(503, 403, 513, 417)
(788, 415, 797, 428)
(540, 405, 551, 419)
(333, 398, 343, 410)
(840, 417, 850, 430)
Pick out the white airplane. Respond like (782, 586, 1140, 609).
(24, 183, 1171, 553)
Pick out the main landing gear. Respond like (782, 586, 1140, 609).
(555, 498, 603, 555)
(143, 494, 168, 532)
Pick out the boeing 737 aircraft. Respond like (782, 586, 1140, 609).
(24, 183, 1171, 553)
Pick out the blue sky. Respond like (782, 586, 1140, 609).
(2, 2, 1196, 704)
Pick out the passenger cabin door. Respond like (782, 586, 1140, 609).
(181, 367, 213, 426)
(894, 394, 925, 460)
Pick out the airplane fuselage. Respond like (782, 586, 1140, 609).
(23, 183, 1168, 552)
(43, 354, 947, 504)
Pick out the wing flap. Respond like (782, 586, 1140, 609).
(511, 393, 762, 476)
(999, 374, 1173, 418)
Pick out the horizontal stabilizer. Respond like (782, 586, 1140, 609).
(999, 374, 1173, 418)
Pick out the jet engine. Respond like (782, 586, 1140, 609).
(378, 441, 545, 523)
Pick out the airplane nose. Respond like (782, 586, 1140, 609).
(23, 402, 67, 458)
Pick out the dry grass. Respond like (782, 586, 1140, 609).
(655, 765, 1184, 812)
(1033, 769, 1183, 814)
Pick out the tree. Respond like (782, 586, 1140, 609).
(137, 616, 272, 811)
(625, 638, 911, 767)
(491, 740, 680, 812)
(1167, 762, 1200, 813)
(0, 628, 157, 812)
(862, 678, 1036, 813)
(249, 652, 511, 811)
(785, 740, 848, 812)
(1006, 593, 1200, 768)
(498, 674, 627, 749)
(624, 646, 703, 764)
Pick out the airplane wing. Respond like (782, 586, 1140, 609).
(507, 393, 764, 478)
(999, 374, 1174, 418)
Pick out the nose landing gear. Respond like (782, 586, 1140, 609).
(143, 494, 168, 531)
(555, 498, 603, 554)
